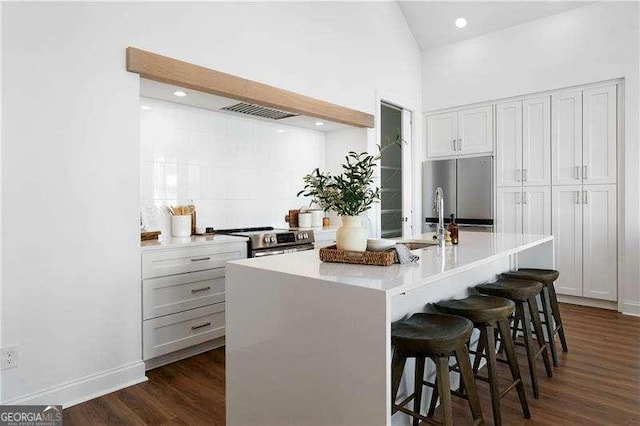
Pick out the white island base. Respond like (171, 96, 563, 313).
(226, 232, 553, 425)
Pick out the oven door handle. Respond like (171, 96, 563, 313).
(253, 250, 285, 257)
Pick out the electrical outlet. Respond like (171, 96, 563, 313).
(1, 345, 19, 369)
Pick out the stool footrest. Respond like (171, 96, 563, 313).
(393, 404, 440, 425)
(500, 379, 522, 399)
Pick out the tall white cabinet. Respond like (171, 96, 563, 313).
(551, 84, 617, 302)
(495, 95, 551, 236)
(494, 82, 618, 303)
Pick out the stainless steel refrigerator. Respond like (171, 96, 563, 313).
(422, 156, 494, 232)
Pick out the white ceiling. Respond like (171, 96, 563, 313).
(398, 1, 591, 51)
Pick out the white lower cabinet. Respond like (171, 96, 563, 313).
(582, 185, 617, 300)
(497, 186, 550, 235)
(552, 185, 617, 301)
(141, 240, 247, 364)
(143, 303, 226, 360)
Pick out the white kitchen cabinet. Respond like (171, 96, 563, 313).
(552, 84, 617, 186)
(522, 96, 551, 186)
(582, 185, 617, 301)
(583, 85, 617, 185)
(522, 186, 552, 235)
(552, 186, 583, 296)
(457, 106, 493, 155)
(426, 106, 492, 159)
(552, 184, 617, 301)
(141, 237, 247, 366)
(496, 101, 522, 187)
(426, 112, 457, 158)
(552, 90, 583, 186)
(497, 186, 550, 235)
(496, 96, 549, 187)
(496, 187, 522, 234)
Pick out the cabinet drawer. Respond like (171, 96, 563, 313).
(143, 303, 226, 360)
(143, 269, 226, 320)
(142, 242, 247, 279)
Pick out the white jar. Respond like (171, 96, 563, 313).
(310, 210, 324, 227)
(298, 212, 312, 228)
(171, 215, 192, 237)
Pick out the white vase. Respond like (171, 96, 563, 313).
(336, 215, 368, 251)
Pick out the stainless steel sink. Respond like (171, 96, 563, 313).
(397, 240, 440, 250)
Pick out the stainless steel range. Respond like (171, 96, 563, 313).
(216, 227, 315, 257)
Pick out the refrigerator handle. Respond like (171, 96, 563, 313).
(451, 138, 456, 151)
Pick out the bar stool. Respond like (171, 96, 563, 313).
(434, 295, 530, 426)
(476, 279, 553, 399)
(500, 268, 567, 367)
(391, 313, 483, 426)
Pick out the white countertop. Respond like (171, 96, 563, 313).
(228, 232, 553, 296)
(141, 234, 248, 252)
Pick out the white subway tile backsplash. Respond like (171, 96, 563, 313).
(140, 97, 325, 233)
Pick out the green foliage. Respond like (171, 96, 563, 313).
(297, 151, 381, 216)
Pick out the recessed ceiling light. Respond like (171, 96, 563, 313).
(455, 17, 467, 29)
(315, 121, 325, 126)
(277, 129, 285, 133)
(173, 90, 187, 97)
(140, 105, 152, 110)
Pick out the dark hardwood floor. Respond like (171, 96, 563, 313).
(64, 303, 640, 425)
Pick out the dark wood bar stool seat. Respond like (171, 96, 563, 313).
(476, 279, 553, 399)
(500, 268, 567, 367)
(434, 295, 530, 426)
(391, 313, 483, 426)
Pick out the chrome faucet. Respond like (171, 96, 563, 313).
(434, 187, 446, 247)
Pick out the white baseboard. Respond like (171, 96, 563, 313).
(557, 294, 617, 311)
(144, 336, 225, 371)
(1, 361, 147, 408)
(621, 300, 640, 316)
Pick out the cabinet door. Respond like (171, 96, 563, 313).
(496, 188, 522, 234)
(522, 186, 551, 235)
(457, 105, 493, 155)
(552, 90, 583, 185)
(583, 85, 617, 184)
(582, 184, 617, 301)
(522, 96, 551, 186)
(496, 101, 522, 187)
(552, 186, 583, 296)
(426, 112, 457, 158)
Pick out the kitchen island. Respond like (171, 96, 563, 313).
(226, 232, 553, 426)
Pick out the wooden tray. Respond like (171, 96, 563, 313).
(141, 231, 161, 241)
(319, 245, 396, 266)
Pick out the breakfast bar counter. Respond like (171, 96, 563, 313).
(226, 232, 553, 425)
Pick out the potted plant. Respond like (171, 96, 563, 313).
(297, 168, 335, 227)
(298, 151, 380, 251)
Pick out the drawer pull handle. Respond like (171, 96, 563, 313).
(191, 286, 211, 293)
(191, 321, 211, 331)
(191, 257, 211, 262)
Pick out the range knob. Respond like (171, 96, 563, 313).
(264, 236, 271, 244)
(270, 236, 276, 243)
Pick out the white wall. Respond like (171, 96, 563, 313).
(0, 2, 421, 404)
(140, 98, 325, 234)
(421, 2, 640, 314)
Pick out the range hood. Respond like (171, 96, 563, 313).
(139, 79, 350, 132)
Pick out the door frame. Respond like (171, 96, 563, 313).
(372, 92, 416, 239)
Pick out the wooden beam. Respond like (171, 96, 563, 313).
(126, 47, 374, 128)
